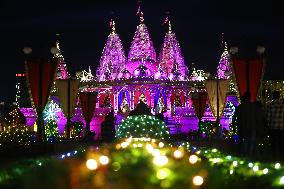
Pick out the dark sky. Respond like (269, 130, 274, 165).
(0, 0, 283, 102)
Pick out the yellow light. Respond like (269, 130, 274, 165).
(192, 175, 204, 186)
(121, 142, 128, 148)
(275, 163, 281, 169)
(146, 143, 154, 153)
(280, 176, 284, 185)
(232, 161, 238, 167)
(33, 123, 37, 132)
(99, 155, 109, 165)
(152, 149, 160, 156)
(86, 159, 98, 170)
(253, 165, 259, 172)
(189, 155, 198, 164)
(173, 150, 183, 159)
(159, 142, 165, 148)
(262, 168, 268, 174)
(156, 168, 170, 180)
(153, 155, 168, 166)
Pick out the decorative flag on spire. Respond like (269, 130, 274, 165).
(54, 35, 69, 80)
(158, 19, 186, 79)
(97, 20, 126, 81)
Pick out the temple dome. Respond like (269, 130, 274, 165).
(133, 64, 152, 78)
(117, 68, 132, 79)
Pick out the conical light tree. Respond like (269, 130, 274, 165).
(158, 19, 186, 79)
(98, 20, 126, 81)
(216, 42, 238, 94)
(128, 12, 156, 62)
(216, 42, 231, 80)
(54, 35, 69, 80)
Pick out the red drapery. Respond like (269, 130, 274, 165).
(99, 91, 114, 107)
(79, 92, 98, 123)
(232, 57, 265, 102)
(25, 58, 58, 112)
(134, 89, 151, 106)
(191, 92, 208, 120)
(249, 58, 265, 102)
(170, 90, 186, 106)
(232, 58, 247, 97)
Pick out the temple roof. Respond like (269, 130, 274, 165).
(128, 12, 156, 62)
(97, 20, 126, 81)
(158, 20, 187, 80)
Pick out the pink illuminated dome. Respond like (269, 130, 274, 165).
(117, 68, 132, 79)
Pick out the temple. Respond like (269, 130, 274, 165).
(19, 12, 239, 139)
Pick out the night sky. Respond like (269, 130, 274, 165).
(1, 0, 283, 102)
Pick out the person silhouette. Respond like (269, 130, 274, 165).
(233, 92, 259, 156)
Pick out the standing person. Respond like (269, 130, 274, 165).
(266, 91, 284, 159)
(233, 92, 258, 156)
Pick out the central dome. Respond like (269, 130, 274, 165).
(133, 63, 152, 78)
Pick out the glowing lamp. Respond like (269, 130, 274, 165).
(262, 168, 268, 174)
(99, 155, 109, 165)
(189, 155, 198, 164)
(192, 175, 204, 186)
(275, 163, 281, 169)
(153, 155, 168, 166)
(86, 159, 98, 170)
(280, 176, 284, 185)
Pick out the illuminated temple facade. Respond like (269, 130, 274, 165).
(19, 13, 239, 139)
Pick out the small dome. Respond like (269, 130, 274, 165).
(154, 68, 168, 80)
(117, 68, 132, 79)
(133, 64, 152, 78)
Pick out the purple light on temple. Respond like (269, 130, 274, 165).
(158, 20, 187, 78)
(54, 39, 69, 80)
(127, 12, 157, 75)
(128, 19, 156, 62)
(216, 43, 232, 79)
(97, 20, 126, 81)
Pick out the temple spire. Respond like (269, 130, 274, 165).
(110, 19, 116, 34)
(97, 19, 126, 81)
(168, 20, 172, 33)
(139, 11, 144, 24)
(54, 34, 69, 79)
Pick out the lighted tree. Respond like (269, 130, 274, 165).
(128, 12, 156, 62)
(70, 121, 83, 139)
(216, 43, 231, 79)
(45, 119, 59, 143)
(0, 108, 32, 145)
(115, 115, 170, 140)
(216, 42, 238, 94)
(97, 20, 126, 81)
(0, 124, 33, 145)
(54, 36, 69, 80)
(158, 20, 186, 78)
